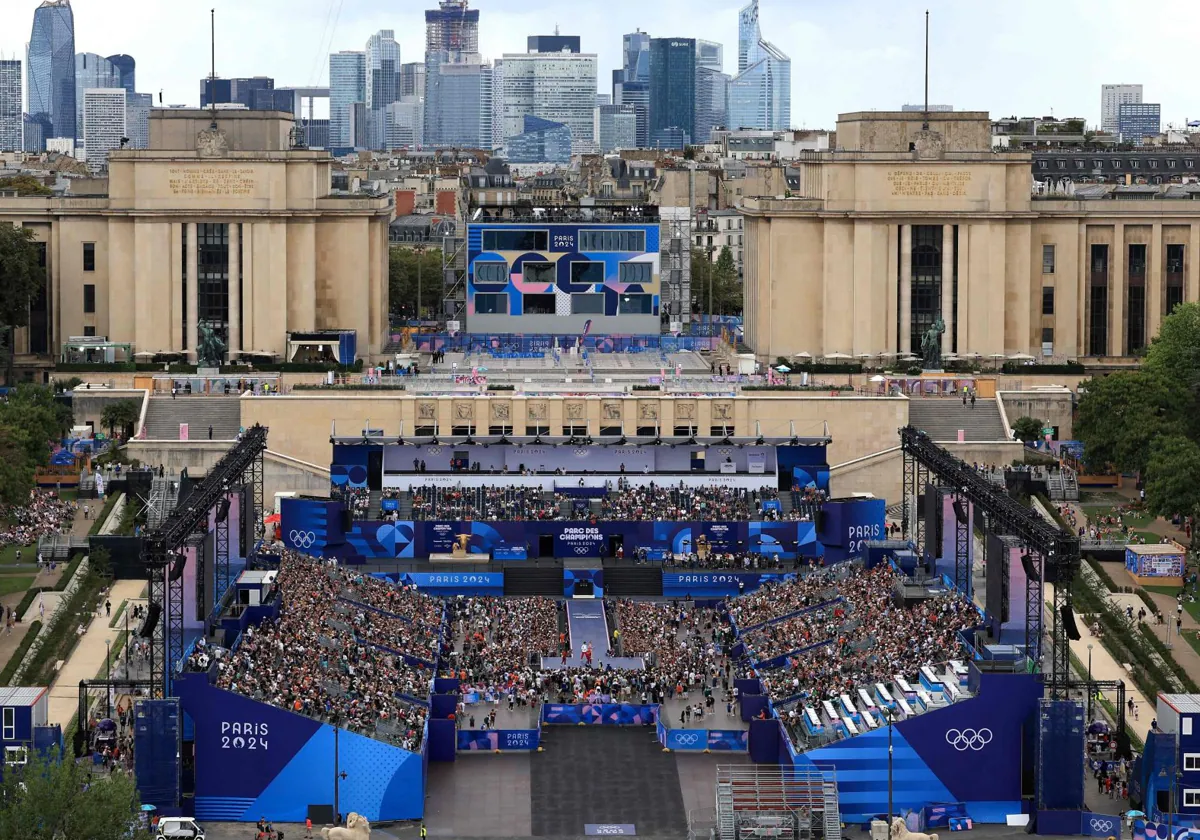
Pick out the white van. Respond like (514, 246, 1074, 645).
(155, 818, 206, 840)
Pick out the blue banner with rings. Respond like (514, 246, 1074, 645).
(664, 729, 708, 751)
(1082, 813, 1120, 838)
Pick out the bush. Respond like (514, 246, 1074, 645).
(1139, 623, 1200, 692)
(54, 552, 86, 591)
(1086, 556, 1119, 593)
(1135, 588, 1161, 616)
(1001, 361, 1086, 375)
(631, 385, 660, 391)
(23, 572, 106, 686)
(0, 621, 41, 686)
(14, 587, 48, 618)
(1013, 416, 1045, 443)
(743, 384, 855, 392)
(291, 384, 407, 392)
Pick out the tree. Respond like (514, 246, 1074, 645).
(1144, 435, 1200, 553)
(0, 749, 150, 840)
(0, 175, 51, 196)
(1012, 416, 1045, 443)
(690, 250, 742, 318)
(0, 224, 47, 384)
(1075, 369, 1185, 474)
(100, 400, 140, 441)
(389, 246, 443, 321)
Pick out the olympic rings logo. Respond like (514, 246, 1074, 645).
(1090, 819, 1117, 833)
(289, 530, 317, 548)
(573, 546, 592, 555)
(673, 732, 701, 745)
(945, 728, 992, 751)
(574, 449, 589, 457)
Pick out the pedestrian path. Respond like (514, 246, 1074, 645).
(46, 578, 147, 728)
(541, 600, 643, 670)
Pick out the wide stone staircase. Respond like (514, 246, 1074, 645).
(142, 396, 243, 441)
(907, 398, 1008, 442)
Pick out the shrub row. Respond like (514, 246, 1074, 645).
(23, 572, 107, 687)
(743, 384, 856, 392)
(1138, 623, 1200, 692)
(1073, 580, 1179, 700)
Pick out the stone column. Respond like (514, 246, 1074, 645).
(1110, 224, 1125, 358)
(941, 223, 955, 356)
(186, 222, 199, 360)
(899, 224, 913, 354)
(1147, 222, 1163, 340)
(227, 223, 240, 359)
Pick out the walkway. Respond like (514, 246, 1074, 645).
(0, 500, 94, 673)
(541, 600, 643, 670)
(46, 577, 146, 728)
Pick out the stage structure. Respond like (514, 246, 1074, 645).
(141, 425, 267, 697)
(900, 427, 1080, 696)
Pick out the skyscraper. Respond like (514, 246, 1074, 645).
(106, 54, 135, 94)
(527, 35, 581, 54)
(76, 53, 120, 136)
(200, 76, 275, 109)
(82, 88, 125, 173)
(500, 49, 597, 151)
(595, 103, 637, 153)
(649, 38, 695, 148)
(694, 40, 728, 144)
(613, 31, 650, 148)
(426, 59, 492, 149)
(423, 0, 481, 146)
(125, 91, 151, 149)
(0, 60, 21, 151)
(507, 115, 572, 163)
(28, 0, 77, 140)
(366, 30, 401, 149)
(399, 62, 425, 99)
(1101, 84, 1143, 134)
(728, 0, 790, 131)
(329, 50, 366, 150)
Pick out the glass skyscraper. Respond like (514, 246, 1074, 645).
(613, 31, 650, 148)
(0, 60, 21, 151)
(423, 0, 481, 146)
(76, 53, 120, 137)
(330, 51, 366, 150)
(106, 54, 136, 94)
(649, 38, 695, 148)
(506, 115, 572, 164)
(693, 41, 728, 145)
(366, 30, 401, 150)
(426, 60, 492, 149)
(28, 0, 77, 140)
(500, 50, 597, 151)
(729, 0, 790, 131)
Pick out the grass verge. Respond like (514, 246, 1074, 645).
(0, 620, 41, 686)
(21, 572, 107, 687)
(0, 575, 36, 598)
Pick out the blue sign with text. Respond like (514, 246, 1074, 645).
(396, 572, 504, 595)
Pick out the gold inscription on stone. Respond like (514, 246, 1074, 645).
(168, 167, 257, 197)
(886, 170, 972, 198)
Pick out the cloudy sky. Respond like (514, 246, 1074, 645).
(4, 0, 1199, 129)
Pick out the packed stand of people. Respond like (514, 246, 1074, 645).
(445, 596, 560, 698)
(333, 485, 371, 520)
(0, 489, 75, 548)
(213, 551, 435, 751)
(614, 600, 736, 695)
(740, 599, 849, 664)
(409, 486, 559, 521)
(597, 483, 780, 521)
(728, 566, 844, 630)
(660, 549, 798, 570)
(758, 566, 976, 731)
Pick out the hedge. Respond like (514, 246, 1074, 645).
(23, 572, 107, 687)
(55, 360, 367, 374)
(1073, 580, 1179, 700)
(743, 384, 855, 392)
(0, 621, 41, 685)
(1138, 623, 1200, 692)
(1135, 588, 1161, 616)
(1086, 556, 1120, 593)
(291, 383, 407, 392)
(1001, 361, 1086, 375)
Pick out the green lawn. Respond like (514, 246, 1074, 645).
(1183, 629, 1200, 660)
(0, 575, 37, 598)
(0, 544, 38, 565)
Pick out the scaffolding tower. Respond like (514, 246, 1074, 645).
(715, 765, 842, 840)
(659, 206, 692, 328)
(441, 232, 468, 325)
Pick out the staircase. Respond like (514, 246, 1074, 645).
(907, 398, 1008, 442)
(145, 475, 181, 530)
(1047, 468, 1080, 502)
(366, 490, 382, 521)
(504, 567, 564, 596)
(142, 396, 242, 441)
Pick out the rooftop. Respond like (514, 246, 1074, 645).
(0, 687, 47, 706)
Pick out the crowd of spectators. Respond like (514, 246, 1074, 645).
(662, 550, 799, 570)
(333, 485, 371, 520)
(758, 565, 976, 716)
(445, 596, 560, 698)
(410, 486, 558, 521)
(0, 489, 75, 548)
(614, 600, 737, 696)
(741, 599, 848, 664)
(728, 567, 844, 630)
(213, 551, 435, 751)
(597, 484, 780, 521)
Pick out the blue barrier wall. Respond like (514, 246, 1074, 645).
(818, 498, 886, 562)
(542, 704, 658, 725)
(788, 671, 1042, 824)
(458, 730, 540, 751)
(176, 674, 425, 823)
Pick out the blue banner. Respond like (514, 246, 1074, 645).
(541, 704, 657, 725)
(395, 572, 504, 595)
(556, 525, 607, 557)
(1082, 813, 1121, 838)
(381, 499, 399, 512)
(457, 729, 540, 751)
(664, 729, 708, 751)
(662, 571, 794, 598)
(707, 730, 749, 751)
(819, 498, 887, 562)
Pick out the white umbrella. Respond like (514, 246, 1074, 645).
(959, 351, 980, 358)
(987, 353, 1006, 359)
(825, 352, 853, 360)
(1008, 353, 1035, 361)
(793, 352, 813, 359)
(856, 353, 873, 359)
(775, 364, 792, 373)
(869, 374, 887, 383)
(900, 355, 919, 362)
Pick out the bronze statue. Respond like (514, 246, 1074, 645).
(196, 324, 226, 367)
(920, 317, 945, 370)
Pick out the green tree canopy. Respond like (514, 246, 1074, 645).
(0, 749, 150, 840)
(100, 400, 141, 440)
(0, 224, 47, 383)
(1012, 416, 1044, 443)
(691, 249, 742, 317)
(0, 175, 52, 196)
(389, 246, 443, 321)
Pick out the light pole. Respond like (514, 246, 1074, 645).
(1087, 643, 1094, 721)
(886, 706, 894, 827)
(105, 639, 112, 718)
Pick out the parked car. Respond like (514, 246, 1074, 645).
(155, 817, 205, 840)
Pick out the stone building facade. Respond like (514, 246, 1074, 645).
(742, 110, 1200, 361)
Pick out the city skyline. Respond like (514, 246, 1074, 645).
(5, 0, 1200, 131)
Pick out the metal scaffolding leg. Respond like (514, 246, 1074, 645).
(215, 499, 231, 615)
(167, 557, 184, 697)
(954, 493, 971, 599)
(902, 446, 916, 541)
(1025, 551, 1044, 672)
(147, 565, 166, 699)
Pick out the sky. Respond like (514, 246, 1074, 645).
(4, 0, 1200, 129)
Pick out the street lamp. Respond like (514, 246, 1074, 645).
(886, 706, 895, 826)
(105, 639, 112, 718)
(1087, 643, 1094, 720)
